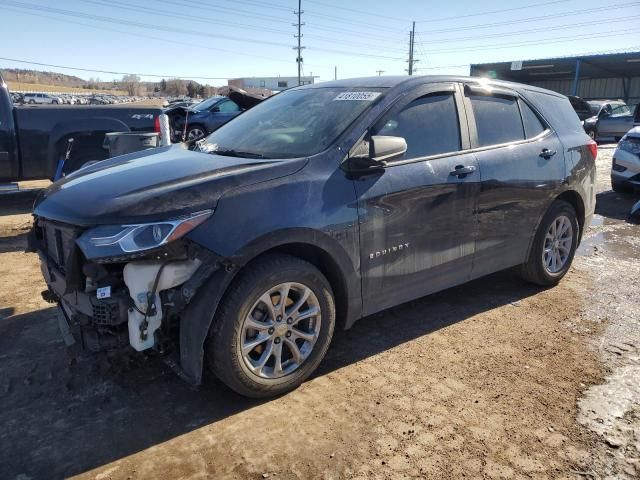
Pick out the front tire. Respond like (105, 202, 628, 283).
(186, 125, 207, 141)
(519, 200, 579, 286)
(206, 254, 335, 398)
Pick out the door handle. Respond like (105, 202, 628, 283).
(450, 165, 476, 177)
(539, 148, 557, 159)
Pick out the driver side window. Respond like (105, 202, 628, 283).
(374, 93, 461, 161)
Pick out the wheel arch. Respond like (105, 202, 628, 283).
(252, 242, 350, 330)
(179, 230, 362, 385)
(524, 189, 586, 262)
(555, 190, 586, 243)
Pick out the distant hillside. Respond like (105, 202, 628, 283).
(2, 68, 87, 88)
(1, 67, 227, 97)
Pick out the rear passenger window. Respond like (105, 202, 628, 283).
(469, 95, 524, 147)
(519, 99, 546, 139)
(375, 93, 461, 160)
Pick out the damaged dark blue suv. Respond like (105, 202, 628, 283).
(31, 76, 597, 398)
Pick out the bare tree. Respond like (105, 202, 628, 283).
(121, 74, 142, 95)
(165, 78, 187, 96)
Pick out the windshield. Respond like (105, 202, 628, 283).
(610, 103, 631, 116)
(199, 87, 384, 158)
(192, 96, 223, 112)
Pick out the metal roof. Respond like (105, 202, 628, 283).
(470, 51, 640, 82)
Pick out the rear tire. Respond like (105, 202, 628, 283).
(518, 200, 579, 287)
(206, 254, 335, 398)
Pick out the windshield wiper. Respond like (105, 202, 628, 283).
(212, 148, 270, 159)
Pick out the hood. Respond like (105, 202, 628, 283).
(34, 144, 306, 226)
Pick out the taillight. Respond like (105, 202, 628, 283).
(587, 141, 597, 159)
(154, 115, 161, 134)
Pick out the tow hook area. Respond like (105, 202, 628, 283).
(123, 259, 201, 351)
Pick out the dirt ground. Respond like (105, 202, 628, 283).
(0, 146, 638, 480)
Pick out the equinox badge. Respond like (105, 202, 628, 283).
(369, 243, 410, 259)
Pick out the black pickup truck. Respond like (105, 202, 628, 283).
(0, 74, 162, 182)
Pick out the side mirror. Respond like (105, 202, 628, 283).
(343, 135, 407, 172)
(211, 106, 220, 112)
(369, 135, 407, 163)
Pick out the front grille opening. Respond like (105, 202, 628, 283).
(92, 300, 124, 326)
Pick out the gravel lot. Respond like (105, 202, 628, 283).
(0, 145, 638, 479)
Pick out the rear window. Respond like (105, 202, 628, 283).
(526, 91, 584, 135)
(469, 95, 524, 147)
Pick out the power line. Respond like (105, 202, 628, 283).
(81, 0, 291, 37)
(301, 0, 410, 22)
(1, 5, 330, 69)
(1, 0, 404, 60)
(414, 14, 640, 45)
(0, 56, 234, 80)
(85, 0, 406, 53)
(231, 0, 410, 32)
(145, 0, 410, 40)
(424, 28, 639, 55)
(416, 0, 572, 22)
(417, 46, 640, 71)
(416, 1, 640, 35)
(2, 0, 292, 48)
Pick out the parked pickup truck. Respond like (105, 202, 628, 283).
(0, 74, 162, 182)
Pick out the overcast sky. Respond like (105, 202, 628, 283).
(1, 0, 639, 84)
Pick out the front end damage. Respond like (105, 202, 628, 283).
(29, 215, 225, 383)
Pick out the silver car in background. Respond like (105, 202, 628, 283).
(585, 100, 637, 142)
(611, 126, 640, 192)
(23, 93, 62, 105)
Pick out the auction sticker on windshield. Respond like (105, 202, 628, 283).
(333, 92, 381, 101)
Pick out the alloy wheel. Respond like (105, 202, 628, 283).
(187, 127, 205, 140)
(542, 215, 573, 274)
(240, 282, 321, 379)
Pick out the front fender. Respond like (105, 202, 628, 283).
(179, 228, 363, 385)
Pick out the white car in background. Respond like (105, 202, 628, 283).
(611, 126, 640, 192)
(23, 93, 62, 105)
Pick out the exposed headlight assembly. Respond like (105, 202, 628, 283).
(77, 210, 212, 260)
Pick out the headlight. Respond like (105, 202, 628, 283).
(617, 136, 640, 156)
(77, 210, 212, 260)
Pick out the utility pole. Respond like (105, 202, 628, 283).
(293, 0, 305, 86)
(407, 21, 416, 76)
(376, 70, 385, 76)
(334, 66, 337, 80)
